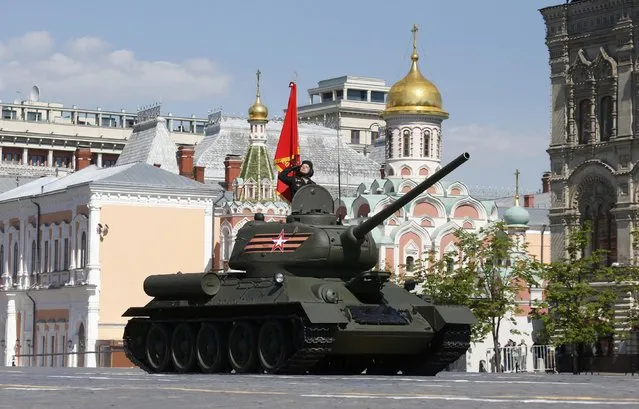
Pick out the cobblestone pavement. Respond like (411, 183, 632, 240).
(0, 367, 638, 409)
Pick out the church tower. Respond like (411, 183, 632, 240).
(234, 70, 277, 201)
(382, 25, 449, 179)
(504, 169, 530, 256)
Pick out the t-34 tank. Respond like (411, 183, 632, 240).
(122, 152, 476, 375)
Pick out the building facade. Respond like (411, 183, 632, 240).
(0, 116, 214, 368)
(540, 0, 637, 265)
(0, 88, 206, 191)
(297, 76, 390, 155)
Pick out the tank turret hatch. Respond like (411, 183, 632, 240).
(289, 184, 337, 225)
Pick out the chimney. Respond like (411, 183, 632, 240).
(224, 154, 243, 191)
(541, 171, 551, 193)
(194, 165, 205, 183)
(379, 164, 386, 179)
(177, 146, 195, 179)
(523, 194, 535, 208)
(74, 148, 92, 171)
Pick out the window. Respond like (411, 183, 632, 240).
(370, 91, 386, 103)
(26, 111, 42, 121)
(599, 96, 613, 141)
(386, 128, 393, 159)
(54, 240, 59, 271)
(406, 256, 415, 272)
(44, 241, 49, 272)
(346, 89, 367, 101)
(402, 130, 411, 157)
(80, 232, 87, 268)
(12, 242, 18, 283)
(350, 130, 360, 144)
(0, 245, 3, 276)
(578, 99, 591, 144)
(423, 130, 431, 157)
(371, 131, 379, 142)
(31, 241, 36, 274)
(64, 238, 69, 270)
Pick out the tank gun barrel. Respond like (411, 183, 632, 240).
(351, 152, 470, 240)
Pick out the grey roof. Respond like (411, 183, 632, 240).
(195, 116, 380, 197)
(0, 162, 213, 203)
(0, 175, 40, 194)
(116, 117, 179, 174)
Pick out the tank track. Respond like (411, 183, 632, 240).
(407, 324, 471, 375)
(122, 317, 335, 375)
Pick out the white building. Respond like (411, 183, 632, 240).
(297, 76, 390, 155)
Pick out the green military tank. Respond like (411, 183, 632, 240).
(122, 152, 476, 375)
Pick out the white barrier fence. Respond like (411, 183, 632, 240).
(484, 345, 556, 373)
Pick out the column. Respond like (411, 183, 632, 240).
(47, 150, 53, 167)
(85, 290, 100, 368)
(96, 153, 103, 168)
(2, 227, 9, 290)
(86, 203, 101, 287)
(18, 220, 26, 289)
(4, 294, 17, 366)
(22, 148, 28, 165)
(68, 212, 76, 286)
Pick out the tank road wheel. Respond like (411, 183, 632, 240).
(258, 320, 291, 373)
(145, 324, 171, 372)
(196, 323, 228, 373)
(170, 323, 196, 373)
(228, 321, 258, 373)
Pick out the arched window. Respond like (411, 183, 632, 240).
(599, 96, 613, 141)
(423, 130, 430, 157)
(31, 240, 36, 274)
(578, 99, 591, 144)
(402, 129, 411, 157)
(12, 242, 18, 283)
(80, 232, 87, 268)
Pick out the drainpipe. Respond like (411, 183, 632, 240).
(541, 224, 547, 264)
(25, 291, 36, 366)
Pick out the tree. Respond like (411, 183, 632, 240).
(412, 221, 537, 372)
(530, 223, 639, 374)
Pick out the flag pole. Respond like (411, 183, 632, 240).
(337, 112, 342, 223)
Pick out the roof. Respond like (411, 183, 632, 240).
(0, 162, 214, 203)
(115, 117, 179, 174)
(195, 116, 381, 197)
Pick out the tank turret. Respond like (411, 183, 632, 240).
(228, 152, 470, 279)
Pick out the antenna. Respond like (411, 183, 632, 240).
(336, 112, 342, 223)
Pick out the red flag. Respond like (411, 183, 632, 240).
(274, 81, 300, 202)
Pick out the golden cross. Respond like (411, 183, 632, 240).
(256, 69, 261, 96)
(411, 24, 418, 52)
(514, 169, 520, 206)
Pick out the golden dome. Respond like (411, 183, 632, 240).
(248, 69, 269, 122)
(383, 25, 448, 119)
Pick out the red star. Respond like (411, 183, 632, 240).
(271, 229, 289, 252)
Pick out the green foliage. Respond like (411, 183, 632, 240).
(530, 223, 639, 349)
(411, 221, 536, 371)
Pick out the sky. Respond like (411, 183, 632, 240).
(0, 0, 562, 195)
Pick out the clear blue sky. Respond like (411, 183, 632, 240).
(0, 0, 562, 194)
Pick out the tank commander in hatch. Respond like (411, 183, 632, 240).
(278, 160, 315, 198)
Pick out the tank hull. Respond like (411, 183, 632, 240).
(122, 272, 475, 375)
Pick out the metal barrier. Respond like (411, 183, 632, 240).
(8, 346, 121, 368)
(485, 345, 556, 373)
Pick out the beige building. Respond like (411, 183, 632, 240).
(0, 115, 214, 368)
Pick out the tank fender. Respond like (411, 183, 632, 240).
(299, 302, 349, 324)
(415, 305, 477, 332)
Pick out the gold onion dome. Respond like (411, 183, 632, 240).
(248, 69, 269, 121)
(383, 25, 448, 119)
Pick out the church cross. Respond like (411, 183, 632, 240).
(256, 69, 261, 97)
(514, 169, 520, 206)
(411, 24, 418, 53)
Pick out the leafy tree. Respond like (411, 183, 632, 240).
(530, 223, 639, 374)
(411, 221, 537, 372)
